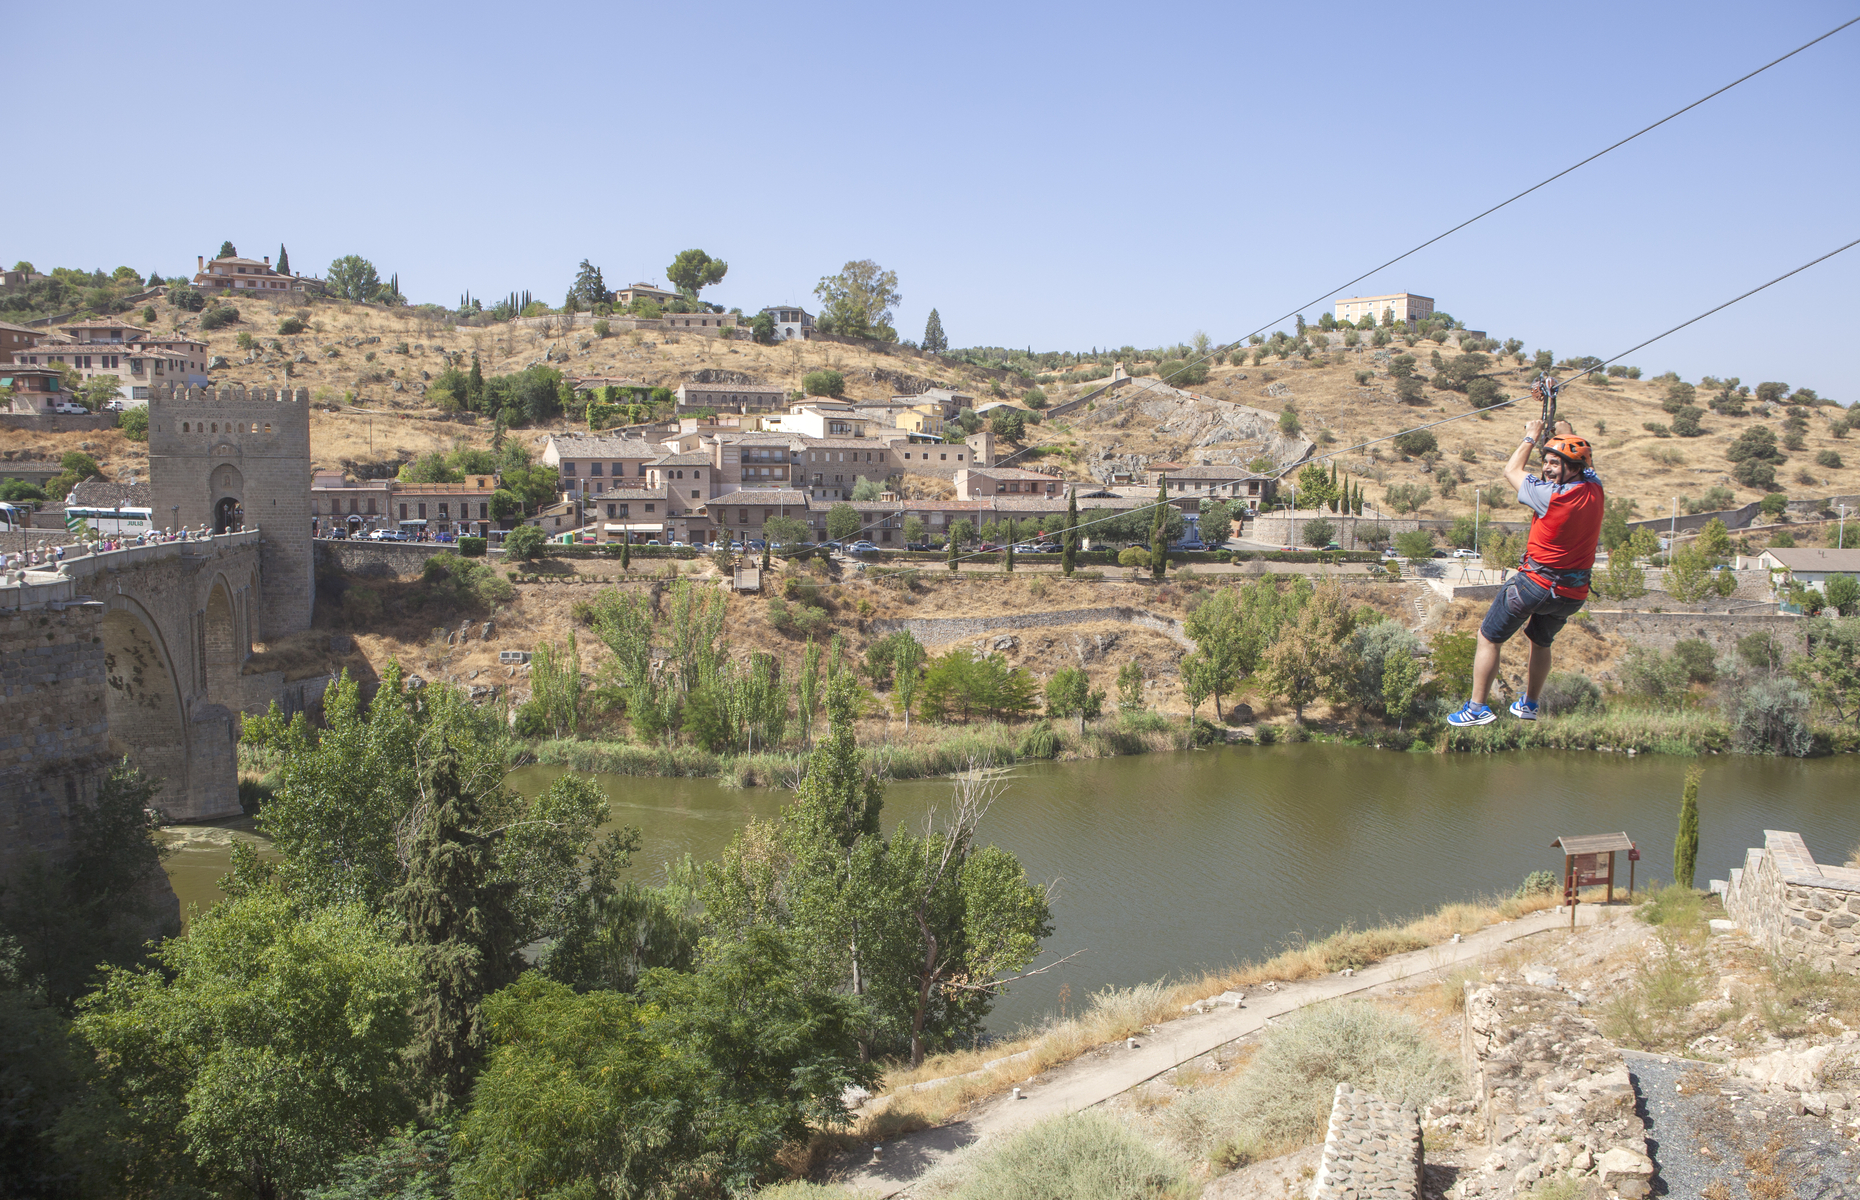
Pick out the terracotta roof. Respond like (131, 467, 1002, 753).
(651, 453, 713, 467)
(966, 466, 1059, 480)
(1157, 464, 1267, 480)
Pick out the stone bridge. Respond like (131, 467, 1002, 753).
(3, 384, 318, 877)
(0, 533, 301, 836)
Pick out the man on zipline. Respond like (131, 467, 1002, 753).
(1448, 417, 1602, 726)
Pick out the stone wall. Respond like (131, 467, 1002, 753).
(315, 537, 450, 579)
(1718, 830, 1860, 974)
(0, 413, 118, 432)
(1583, 610, 1806, 657)
(0, 599, 109, 883)
(868, 605, 1191, 648)
(1310, 1083, 1422, 1199)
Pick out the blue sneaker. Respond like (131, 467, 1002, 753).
(1509, 696, 1539, 721)
(1447, 701, 1496, 727)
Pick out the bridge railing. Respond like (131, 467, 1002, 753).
(1, 528, 262, 606)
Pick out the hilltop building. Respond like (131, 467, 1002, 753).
(191, 252, 305, 296)
(1332, 292, 1434, 326)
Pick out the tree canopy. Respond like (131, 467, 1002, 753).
(814, 259, 900, 341)
(666, 249, 728, 298)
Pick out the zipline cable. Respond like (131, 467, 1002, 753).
(1102, 13, 1860, 401)
(893, 235, 1860, 562)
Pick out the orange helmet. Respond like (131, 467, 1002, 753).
(1543, 433, 1592, 470)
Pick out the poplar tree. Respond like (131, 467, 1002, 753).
(947, 533, 959, 572)
(1062, 487, 1079, 577)
(276, 243, 290, 275)
(892, 632, 925, 730)
(468, 353, 485, 408)
(1673, 767, 1701, 890)
(1004, 542, 1015, 573)
(394, 693, 522, 1115)
(923, 308, 948, 354)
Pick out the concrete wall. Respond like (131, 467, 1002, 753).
(1719, 831, 1860, 974)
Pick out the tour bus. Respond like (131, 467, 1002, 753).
(0, 502, 28, 532)
(63, 506, 154, 537)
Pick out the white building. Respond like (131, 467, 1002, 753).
(1755, 546, 1860, 595)
(760, 305, 814, 341)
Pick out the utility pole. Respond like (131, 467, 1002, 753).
(1474, 487, 1482, 557)
(1669, 497, 1677, 551)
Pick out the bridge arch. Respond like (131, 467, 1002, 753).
(210, 461, 244, 533)
(202, 576, 241, 710)
(100, 598, 191, 811)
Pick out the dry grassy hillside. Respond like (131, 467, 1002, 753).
(29, 293, 1856, 529)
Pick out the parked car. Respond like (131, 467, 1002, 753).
(822, 540, 844, 553)
(50, 401, 88, 415)
(1452, 548, 1479, 559)
(433, 532, 455, 543)
(1172, 539, 1206, 552)
(101, 399, 126, 412)
(368, 529, 407, 542)
(669, 540, 687, 548)
(847, 540, 878, 553)
(1322, 541, 1342, 552)
(747, 539, 766, 550)
(1381, 548, 1400, 559)
(905, 540, 933, 551)
(1431, 549, 1450, 559)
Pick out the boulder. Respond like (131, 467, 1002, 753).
(1596, 1146, 1654, 1198)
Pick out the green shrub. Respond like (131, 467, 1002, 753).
(169, 285, 205, 311)
(504, 524, 548, 561)
(946, 1111, 1183, 1200)
(1514, 869, 1558, 899)
(116, 406, 149, 441)
(1536, 672, 1600, 716)
(1670, 638, 1717, 683)
(341, 586, 382, 624)
(458, 536, 487, 557)
(199, 304, 240, 330)
(1017, 720, 1061, 760)
(278, 315, 306, 335)
(801, 369, 845, 398)
(1731, 676, 1813, 756)
(1117, 547, 1149, 569)
(1162, 1001, 1457, 1164)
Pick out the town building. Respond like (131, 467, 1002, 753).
(0, 268, 48, 291)
(700, 488, 813, 541)
(897, 387, 975, 419)
(1151, 463, 1277, 510)
(14, 321, 209, 402)
(761, 306, 814, 341)
(1332, 292, 1434, 326)
(540, 433, 663, 494)
(2, 365, 71, 414)
(614, 281, 680, 309)
(191, 253, 305, 297)
(309, 474, 502, 539)
(674, 381, 788, 414)
(795, 438, 896, 500)
(766, 401, 871, 440)
(0, 320, 40, 364)
(1755, 546, 1860, 596)
(953, 467, 1064, 501)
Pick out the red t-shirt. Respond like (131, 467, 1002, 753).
(1517, 468, 1604, 597)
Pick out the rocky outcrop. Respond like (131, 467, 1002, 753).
(1451, 981, 1654, 1198)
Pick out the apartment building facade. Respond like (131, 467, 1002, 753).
(192, 253, 305, 296)
(13, 320, 210, 401)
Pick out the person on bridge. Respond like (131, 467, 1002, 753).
(1448, 418, 1602, 726)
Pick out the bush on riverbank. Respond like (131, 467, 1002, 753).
(1441, 708, 1733, 755)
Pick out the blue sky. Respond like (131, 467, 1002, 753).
(10, 1, 1858, 398)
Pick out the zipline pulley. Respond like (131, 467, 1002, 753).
(1531, 374, 1562, 460)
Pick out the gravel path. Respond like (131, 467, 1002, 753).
(1625, 1050, 1860, 1198)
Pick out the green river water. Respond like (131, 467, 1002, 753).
(163, 744, 1860, 1035)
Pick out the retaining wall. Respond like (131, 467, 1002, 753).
(315, 538, 456, 578)
(1310, 1083, 1423, 1200)
(0, 413, 118, 432)
(868, 605, 1191, 648)
(0, 599, 109, 881)
(1718, 831, 1860, 974)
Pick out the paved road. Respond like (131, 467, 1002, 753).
(839, 905, 1600, 1197)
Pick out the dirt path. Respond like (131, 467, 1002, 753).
(838, 905, 1602, 1197)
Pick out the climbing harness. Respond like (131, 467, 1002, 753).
(1531, 373, 1561, 460)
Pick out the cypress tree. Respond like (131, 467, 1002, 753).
(620, 538, 631, 571)
(1151, 481, 1169, 581)
(1673, 767, 1701, 890)
(1328, 463, 1340, 513)
(1062, 487, 1079, 577)
(761, 539, 771, 572)
(218, 240, 237, 260)
(923, 308, 948, 354)
(276, 243, 290, 276)
(947, 532, 959, 572)
(467, 353, 484, 407)
(1004, 542, 1015, 573)
(394, 694, 520, 1115)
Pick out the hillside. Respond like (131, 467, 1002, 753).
(15, 292, 1857, 536)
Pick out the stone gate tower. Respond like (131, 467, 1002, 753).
(148, 384, 314, 637)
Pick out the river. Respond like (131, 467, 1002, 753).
(163, 744, 1860, 1035)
